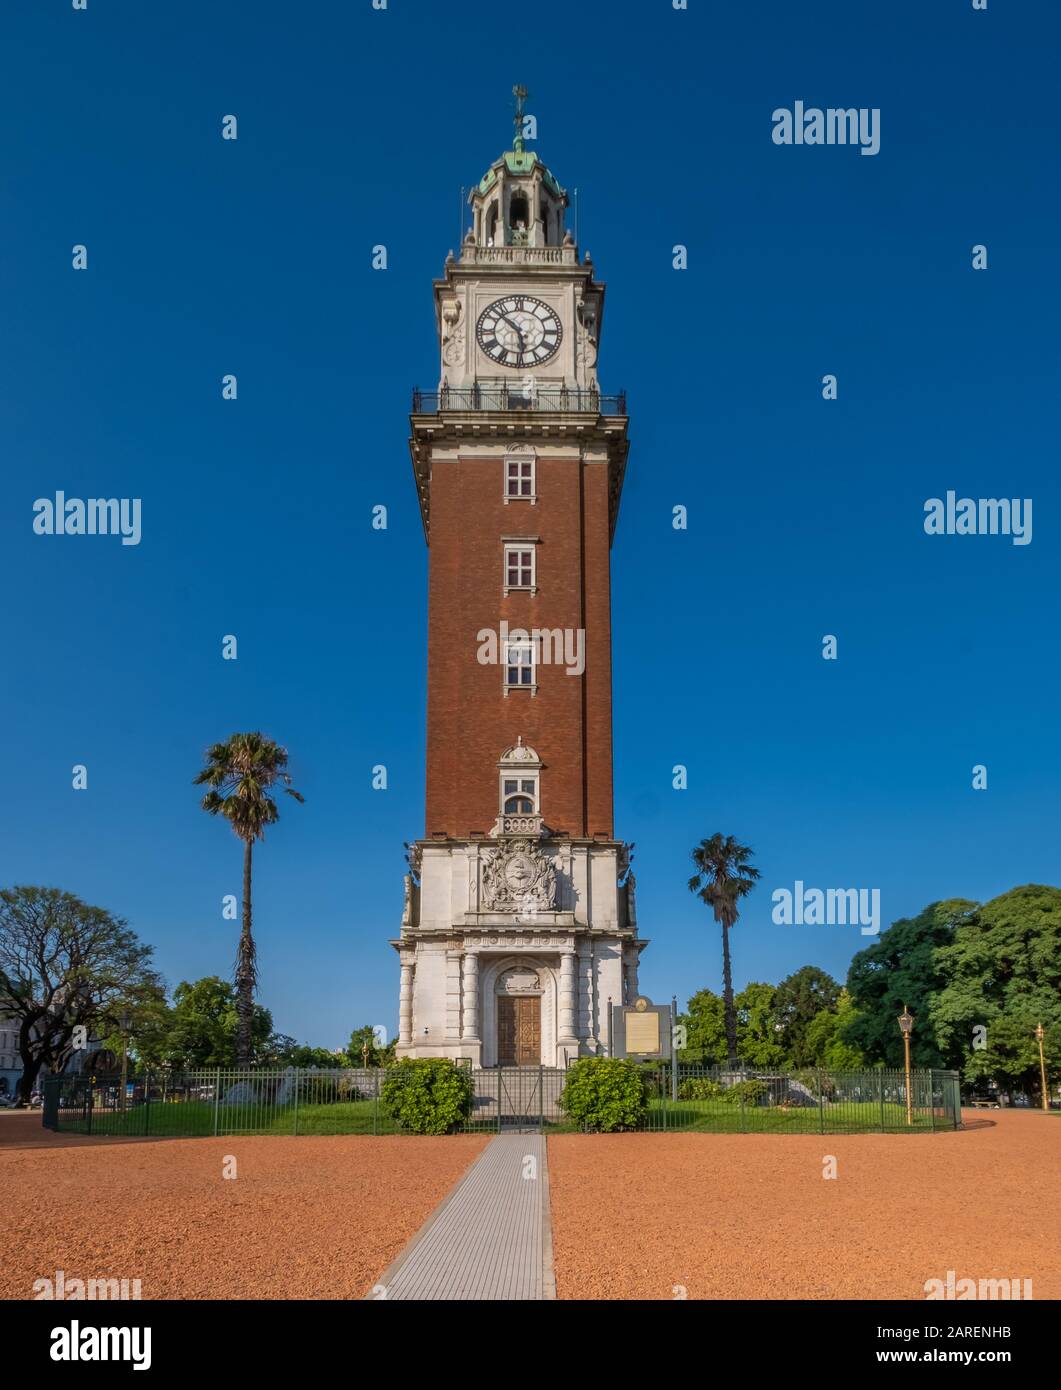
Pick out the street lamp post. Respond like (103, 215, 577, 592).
(898, 1005, 915, 1127)
(1035, 1023, 1049, 1113)
(119, 1010, 132, 1113)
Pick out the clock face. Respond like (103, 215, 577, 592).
(476, 295, 563, 368)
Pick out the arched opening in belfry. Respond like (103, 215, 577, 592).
(486, 202, 499, 246)
(509, 189, 530, 238)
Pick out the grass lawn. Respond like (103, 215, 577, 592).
(644, 1098, 941, 1133)
(60, 1096, 951, 1138)
(67, 1097, 399, 1138)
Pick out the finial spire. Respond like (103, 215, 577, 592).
(512, 84, 528, 152)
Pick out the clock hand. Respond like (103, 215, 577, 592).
(498, 313, 526, 350)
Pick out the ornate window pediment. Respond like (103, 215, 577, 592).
(495, 738, 546, 835)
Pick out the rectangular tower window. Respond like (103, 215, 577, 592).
(505, 456, 535, 500)
(504, 545, 535, 592)
(504, 640, 535, 693)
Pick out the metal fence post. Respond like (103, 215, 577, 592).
(671, 995, 679, 1103)
(878, 1068, 885, 1132)
(292, 1068, 300, 1136)
(929, 1070, 936, 1133)
(144, 1072, 151, 1137)
(213, 1067, 221, 1136)
(818, 1069, 825, 1135)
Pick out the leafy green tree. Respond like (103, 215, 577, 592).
(773, 966, 841, 1067)
(194, 732, 304, 1064)
(845, 899, 975, 1067)
(346, 1024, 397, 1067)
(0, 886, 162, 1102)
(281, 1045, 344, 1069)
(930, 885, 1061, 1093)
(734, 982, 786, 1067)
(962, 1015, 1061, 1098)
(679, 983, 785, 1067)
(688, 835, 760, 1066)
(162, 977, 273, 1068)
(678, 988, 727, 1064)
(803, 989, 865, 1069)
(260, 1032, 298, 1064)
(97, 994, 174, 1072)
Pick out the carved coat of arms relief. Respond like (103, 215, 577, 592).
(480, 838, 557, 913)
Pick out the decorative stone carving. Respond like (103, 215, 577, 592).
(404, 841, 422, 881)
(481, 837, 556, 912)
(401, 874, 413, 927)
(499, 813, 543, 837)
(497, 967, 541, 994)
(441, 298, 464, 367)
(576, 298, 598, 378)
(498, 735, 539, 764)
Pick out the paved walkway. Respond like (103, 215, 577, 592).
(370, 1133, 555, 1300)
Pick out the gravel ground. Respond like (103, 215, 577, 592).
(547, 1110, 1060, 1301)
(0, 1117, 487, 1300)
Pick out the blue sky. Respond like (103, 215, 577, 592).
(2, 1, 1058, 1048)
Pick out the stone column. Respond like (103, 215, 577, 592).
(462, 953, 480, 1041)
(445, 950, 462, 1040)
(399, 963, 414, 1047)
(577, 939, 592, 1048)
(559, 951, 578, 1044)
(623, 947, 640, 1004)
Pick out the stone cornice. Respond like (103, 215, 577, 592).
(409, 410, 628, 545)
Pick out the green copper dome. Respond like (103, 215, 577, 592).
(475, 149, 564, 200)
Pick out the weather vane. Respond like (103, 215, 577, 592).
(513, 84, 528, 150)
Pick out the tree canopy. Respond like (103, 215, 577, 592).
(0, 885, 163, 1101)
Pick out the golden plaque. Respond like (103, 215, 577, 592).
(626, 1009, 661, 1055)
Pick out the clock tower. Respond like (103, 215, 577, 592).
(394, 96, 645, 1068)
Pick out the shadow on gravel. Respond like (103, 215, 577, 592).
(0, 1115, 169, 1152)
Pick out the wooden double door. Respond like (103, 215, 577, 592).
(497, 994, 541, 1066)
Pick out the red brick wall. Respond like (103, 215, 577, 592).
(424, 451, 614, 839)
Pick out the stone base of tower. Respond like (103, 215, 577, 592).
(392, 834, 647, 1067)
(393, 931, 639, 1067)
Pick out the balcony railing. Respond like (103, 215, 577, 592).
(459, 244, 578, 266)
(412, 385, 627, 416)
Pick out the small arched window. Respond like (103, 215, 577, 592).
(502, 777, 537, 814)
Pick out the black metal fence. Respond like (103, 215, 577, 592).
(43, 1064, 960, 1137)
(637, 1065, 962, 1134)
(412, 385, 627, 415)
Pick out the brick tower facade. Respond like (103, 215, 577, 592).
(393, 104, 646, 1067)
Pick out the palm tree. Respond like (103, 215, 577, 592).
(688, 835, 760, 1068)
(194, 733, 304, 1065)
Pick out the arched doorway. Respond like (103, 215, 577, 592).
(496, 965, 542, 1067)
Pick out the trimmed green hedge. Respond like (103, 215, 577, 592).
(718, 1079, 768, 1106)
(380, 1059, 473, 1134)
(559, 1057, 648, 1132)
(678, 1077, 723, 1100)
